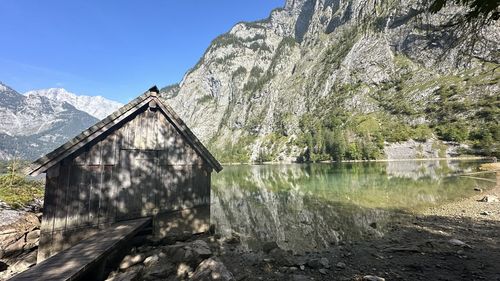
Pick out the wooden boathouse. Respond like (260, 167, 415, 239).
(27, 86, 222, 262)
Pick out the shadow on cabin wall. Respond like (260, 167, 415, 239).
(37, 104, 213, 262)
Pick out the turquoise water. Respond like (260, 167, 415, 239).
(210, 160, 496, 253)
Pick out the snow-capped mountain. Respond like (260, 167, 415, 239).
(25, 88, 123, 119)
(0, 82, 101, 160)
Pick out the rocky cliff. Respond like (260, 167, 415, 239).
(0, 82, 99, 160)
(163, 0, 499, 162)
(25, 88, 122, 120)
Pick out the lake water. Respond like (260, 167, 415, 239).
(210, 160, 497, 253)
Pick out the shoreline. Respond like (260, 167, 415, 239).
(220, 156, 492, 166)
(217, 170, 500, 280)
(419, 169, 499, 220)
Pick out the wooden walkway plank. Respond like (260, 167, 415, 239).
(10, 218, 151, 281)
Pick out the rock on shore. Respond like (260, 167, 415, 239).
(106, 236, 234, 281)
(0, 201, 42, 280)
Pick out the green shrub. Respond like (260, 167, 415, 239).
(209, 135, 256, 163)
(214, 53, 237, 64)
(248, 42, 271, 52)
(436, 123, 469, 142)
(249, 42, 261, 51)
(383, 122, 412, 142)
(197, 95, 213, 104)
(0, 174, 44, 209)
(232, 66, 247, 79)
(470, 124, 500, 157)
(345, 143, 362, 160)
(249, 66, 264, 78)
(412, 124, 433, 142)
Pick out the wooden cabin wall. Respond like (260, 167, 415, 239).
(38, 106, 212, 261)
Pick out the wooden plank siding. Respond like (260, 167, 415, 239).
(38, 104, 213, 261)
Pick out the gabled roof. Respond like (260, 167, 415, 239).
(27, 86, 222, 176)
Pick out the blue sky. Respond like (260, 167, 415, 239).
(0, 0, 284, 103)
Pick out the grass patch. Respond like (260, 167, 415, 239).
(0, 174, 44, 209)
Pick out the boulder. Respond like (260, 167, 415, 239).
(8, 250, 37, 273)
(166, 240, 213, 266)
(363, 275, 385, 281)
(262, 241, 279, 253)
(176, 262, 194, 279)
(306, 258, 322, 269)
(119, 254, 145, 270)
(19, 213, 40, 233)
(26, 230, 40, 243)
(168, 246, 187, 263)
(191, 240, 212, 259)
(22, 250, 38, 265)
(191, 258, 234, 281)
(182, 247, 199, 265)
(269, 248, 295, 267)
(3, 237, 25, 258)
(24, 239, 38, 252)
(0, 232, 19, 253)
(448, 239, 471, 248)
(143, 255, 159, 267)
(336, 261, 346, 269)
(143, 262, 175, 280)
(36, 213, 43, 223)
(320, 257, 330, 268)
(106, 265, 143, 281)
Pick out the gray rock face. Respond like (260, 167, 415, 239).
(25, 88, 122, 120)
(0, 82, 99, 160)
(163, 0, 499, 162)
(191, 258, 234, 281)
(0, 210, 40, 280)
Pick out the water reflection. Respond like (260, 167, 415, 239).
(210, 161, 496, 253)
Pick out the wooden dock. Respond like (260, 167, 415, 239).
(9, 218, 151, 281)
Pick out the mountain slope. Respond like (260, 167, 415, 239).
(0, 82, 99, 160)
(163, 0, 499, 162)
(25, 88, 123, 120)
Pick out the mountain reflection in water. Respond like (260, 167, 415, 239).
(210, 161, 496, 253)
